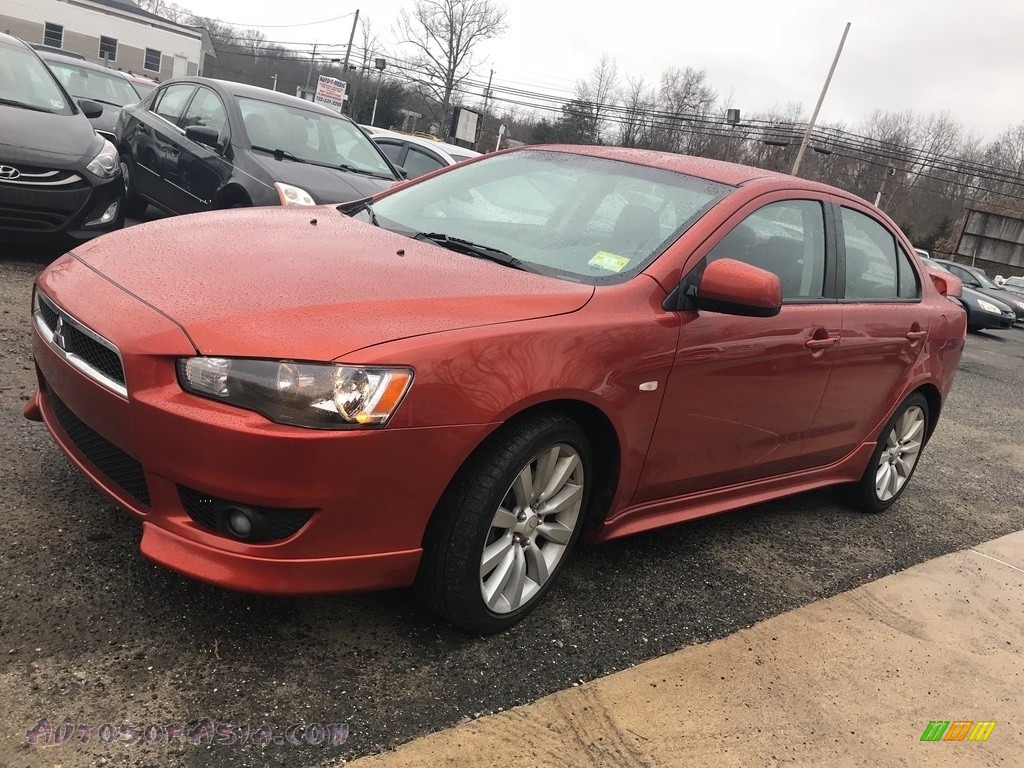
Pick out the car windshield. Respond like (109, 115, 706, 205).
(0, 44, 72, 114)
(46, 59, 140, 106)
(238, 97, 395, 178)
(367, 150, 731, 283)
(132, 81, 156, 98)
(1004, 276, 1024, 289)
(969, 269, 1000, 290)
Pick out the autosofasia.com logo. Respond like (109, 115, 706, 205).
(920, 721, 996, 742)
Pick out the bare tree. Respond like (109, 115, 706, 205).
(397, 0, 508, 134)
(575, 54, 619, 143)
(618, 75, 653, 147)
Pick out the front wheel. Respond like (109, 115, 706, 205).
(838, 392, 929, 513)
(119, 156, 148, 218)
(416, 414, 592, 634)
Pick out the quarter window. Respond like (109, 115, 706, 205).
(144, 48, 161, 72)
(376, 141, 404, 164)
(897, 247, 920, 299)
(707, 200, 827, 300)
(99, 36, 118, 63)
(43, 22, 63, 49)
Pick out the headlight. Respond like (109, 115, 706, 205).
(274, 182, 316, 206)
(977, 299, 1001, 313)
(1011, 299, 1024, 311)
(86, 138, 120, 179)
(177, 358, 413, 429)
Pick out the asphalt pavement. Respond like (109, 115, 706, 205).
(1, 247, 1022, 768)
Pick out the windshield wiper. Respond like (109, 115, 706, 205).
(336, 196, 379, 226)
(336, 162, 395, 180)
(0, 97, 54, 113)
(413, 232, 528, 271)
(250, 145, 306, 163)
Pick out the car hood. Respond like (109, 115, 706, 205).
(71, 206, 594, 360)
(972, 286, 1023, 312)
(247, 152, 394, 203)
(0, 104, 98, 164)
(87, 105, 120, 136)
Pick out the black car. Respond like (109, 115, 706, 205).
(37, 50, 143, 142)
(116, 77, 401, 217)
(0, 33, 125, 246)
(921, 258, 1016, 331)
(932, 258, 1024, 323)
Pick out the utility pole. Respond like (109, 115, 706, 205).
(874, 166, 895, 207)
(342, 10, 359, 75)
(305, 41, 318, 95)
(475, 68, 494, 150)
(791, 22, 851, 177)
(270, 73, 278, 91)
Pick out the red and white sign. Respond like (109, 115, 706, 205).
(314, 75, 347, 112)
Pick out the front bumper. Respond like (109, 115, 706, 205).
(0, 165, 124, 246)
(27, 278, 494, 595)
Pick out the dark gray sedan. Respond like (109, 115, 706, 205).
(115, 77, 401, 218)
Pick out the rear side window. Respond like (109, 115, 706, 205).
(707, 200, 827, 300)
(841, 208, 898, 300)
(152, 84, 195, 125)
(897, 246, 920, 299)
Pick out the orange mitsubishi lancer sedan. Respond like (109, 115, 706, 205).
(25, 146, 967, 633)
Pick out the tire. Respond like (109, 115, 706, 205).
(837, 392, 929, 513)
(415, 414, 592, 634)
(119, 156, 148, 218)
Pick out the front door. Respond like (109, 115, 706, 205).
(636, 196, 844, 502)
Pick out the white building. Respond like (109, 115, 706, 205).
(1, 0, 204, 82)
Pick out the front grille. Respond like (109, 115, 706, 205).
(45, 383, 151, 507)
(35, 292, 126, 394)
(178, 485, 314, 543)
(0, 164, 85, 188)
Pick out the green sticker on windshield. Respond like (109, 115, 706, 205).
(589, 251, 630, 273)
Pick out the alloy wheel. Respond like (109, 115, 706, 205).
(479, 443, 585, 614)
(875, 405, 925, 501)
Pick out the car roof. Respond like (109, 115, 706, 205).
(163, 76, 355, 120)
(0, 32, 32, 51)
(37, 50, 134, 80)
(367, 127, 482, 158)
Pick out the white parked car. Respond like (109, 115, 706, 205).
(361, 126, 481, 179)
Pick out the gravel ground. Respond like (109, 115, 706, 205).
(1, 248, 1022, 768)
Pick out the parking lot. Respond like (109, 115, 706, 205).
(0, 242, 1022, 767)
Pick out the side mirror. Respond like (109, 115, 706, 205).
(79, 99, 103, 119)
(395, 165, 409, 179)
(185, 125, 222, 151)
(926, 267, 962, 298)
(689, 258, 782, 317)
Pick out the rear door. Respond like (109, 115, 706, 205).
(810, 200, 927, 461)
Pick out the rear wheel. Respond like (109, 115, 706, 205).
(416, 414, 592, 634)
(838, 392, 929, 513)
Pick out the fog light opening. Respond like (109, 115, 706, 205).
(224, 506, 256, 539)
(86, 200, 119, 227)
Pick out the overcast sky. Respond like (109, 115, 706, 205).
(174, 0, 1024, 140)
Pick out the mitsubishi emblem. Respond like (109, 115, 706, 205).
(52, 316, 66, 349)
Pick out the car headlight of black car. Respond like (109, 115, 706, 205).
(177, 358, 414, 429)
(86, 139, 121, 180)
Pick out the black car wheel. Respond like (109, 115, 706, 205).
(120, 157, 148, 218)
(416, 413, 592, 634)
(837, 392, 929, 513)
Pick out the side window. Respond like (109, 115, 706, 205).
(841, 208, 901, 300)
(403, 146, 445, 179)
(897, 246, 920, 299)
(152, 84, 195, 125)
(181, 87, 227, 137)
(376, 141, 404, 164)
(708, 200, 827, 300)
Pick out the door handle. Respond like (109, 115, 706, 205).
(906, 330, 928, 341)
(805, 337, 838, 349)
